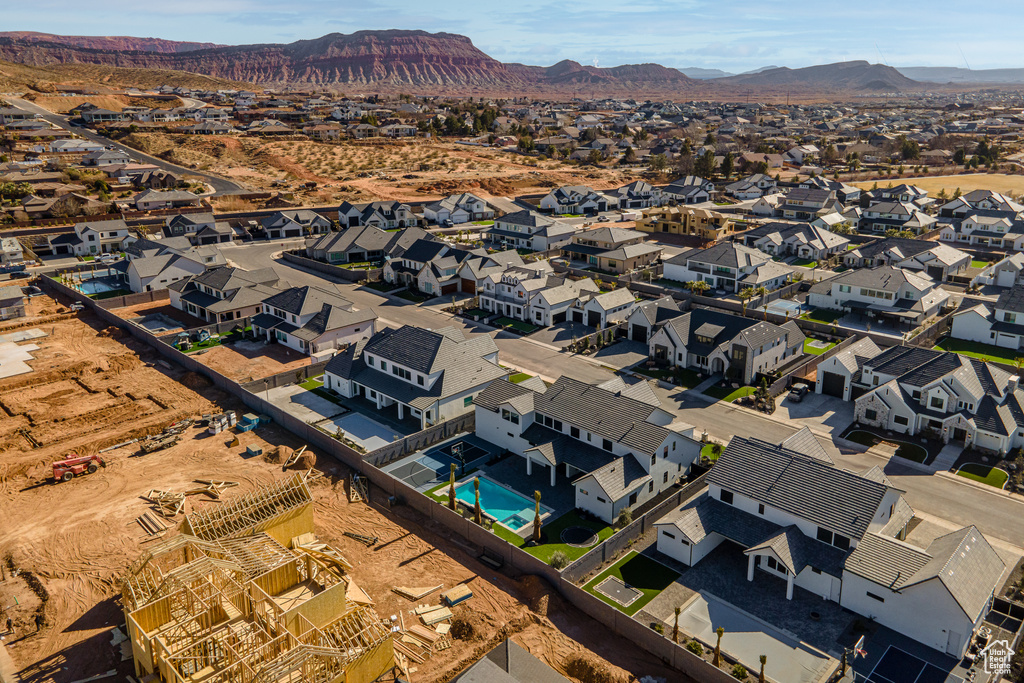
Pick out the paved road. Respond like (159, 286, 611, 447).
(9, 97, 246, 197)
(221, 240, 1024, 550)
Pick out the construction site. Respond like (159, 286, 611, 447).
(0, 293, 680, 683)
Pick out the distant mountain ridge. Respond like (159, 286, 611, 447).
(896, 66, 1024, 84)
(0, 30, 923, 94)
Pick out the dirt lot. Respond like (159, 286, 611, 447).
(196, 340, 313, 382)
(107, 299, 204, 333)
(118, 132, 644, 206)
(0, 293, 675, 683)
(853, 172, 1024, 197)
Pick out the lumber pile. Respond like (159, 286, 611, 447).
(392, 585, 442, 601)
(142, 480, 240, 517)
(136, 511, 170, 536)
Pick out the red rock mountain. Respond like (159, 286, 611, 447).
(713, 61, 918, 91)
(0, 31, 221, 53)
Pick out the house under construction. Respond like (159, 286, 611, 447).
(121, 473, 395, 683)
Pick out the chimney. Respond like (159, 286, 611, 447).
(1009, 376, 1019, 394)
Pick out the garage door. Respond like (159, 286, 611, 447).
(821, 371, 846, 398)
(572, 311, 584, 324)
(461, 278, 476, 294)
(553, 311, 567, 324)
(587, 311, 602, 328)
(926, 265, 944, 280)
(441, 283, 458, 295)
(631, 324, 648, 343)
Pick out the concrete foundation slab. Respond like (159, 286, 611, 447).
(0, 342, 38, 378)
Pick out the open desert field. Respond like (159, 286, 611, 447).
(118, 132, 644, 205)
(24, 94, 183, 114)
(853, 173, 1024, 197)
(0, 293, 672, 683)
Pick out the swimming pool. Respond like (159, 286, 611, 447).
(455, 477, 548, 530)
(76, 278, 122, 295)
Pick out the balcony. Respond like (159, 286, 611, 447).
(688, 264, 711, 275)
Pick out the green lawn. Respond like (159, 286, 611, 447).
(463, 308, 490, 318)
(472, 220, 495, 226)
(583, 551, 681, 616)
(804, 338, 837, 355)
(80, 255, 95, 261)
(700, 443, 723, 462)
(933, 337, 1022, 365)
(395, 289, 426, 303)
(184, 335, 222, 352)
(508, 372, 533, 384)
(310, 387, 346, 406)
(298, 374, 324, 391)
(957, 463, 1009, 488)
(846, 244, 857, 250)
(362, 280, 400, 293)
(792, 258, 818, 268)
(631, 364, 701, 389)
(703, 385, 756, 403)
(800, 308, 846, 324)
(844, 431, 927, 463)
(493, 316, 539, 334)
(971, 260, 992, 269)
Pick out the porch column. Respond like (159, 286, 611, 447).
(397, 403, 404, 420)
(786, 570, 795, 601)
(550, 464, 556, 487)
(747, 554, 756, 582)
(526, 457, 532, 476)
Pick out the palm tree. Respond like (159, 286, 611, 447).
(473, 478, 482, 525)
(739, 287, 755, 317)
(448, 464, 457, 511)
(687, 280, 711, 296)
(713, 626, 724, 667)
(759, 655, 767, 683)
(533, 490, 542, 543)
(673, 606, 681, 643)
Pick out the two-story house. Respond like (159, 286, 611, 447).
(806, 266, 950, 326)
(858, 201, 936, 235)
(567, 288, 638, 330)
(260, 210, 332, 239)
(742, 222, 849, 261)
(648, 308, 804, 383)
(635, 207, 735, 242)
(323, 325, 506, 429)
(843, 237, 970, 282)
(338, 201, 417, 229)
(625, 296, 684, 343)
(307, 226, 430, 265)
(134, 189, 202, 211)
(168, 266, 281, 323)
(561, 227, 662, 274)
(473, 375, 701, 522)
(663, 242, 783, 293)
(163, 213, 235, 245)
(654, 435, 1004, 658)
(47, 218, 131, 256)
(422, 193, 493, 225)
(485, 211, 578, 252)
(939, 213, 1024, 251)
(952, 285, 1024, 352)
(610, 180, 664, 209)
(724, 173, 777, 199)
(852, 344, 1024, 455)
(662, 176, 714, 204)
(539, 186, 617, 215)
(779, 188, 837, 221)
(479, 269, 600, 326)
(252, 285, 377, 357)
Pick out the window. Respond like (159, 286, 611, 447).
(570, 426, 580, 439)
(663, 472, 669, 483)
(1007, 312, 1017, 324)
(911, 390, 921, 400)
(930, 396, 943, 409)
(464, 396, 473, 407)
(602, 439, 613, 452)
(811, 567, 822, 575)
(766, 556, 779, 571)
(758, 504, 765, 515)
(380, 361, 388, 372)
(865, 409, 877, 421)
(651, 454, 656, 466)
(817, 527, 833, 544)
(866, 592, 885, 603)
(662, 531, 676, 540)
(596, 496, 606, 503)
(392, 366, 412, 381)
(894, 415, 908, 426)
(417, 376, 424, 386)
(648, 482, 654, 493)
(833, 534, 851, 551)
(720, 490, 734, 505)
(501, 409, 520, 425)
(367, 357, 374, 367)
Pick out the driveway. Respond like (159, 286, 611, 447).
(593, 340, 650, 371)
(265, 384, 346, 423)
(773, 392, 856, 438)
(528, 321, 597, 349)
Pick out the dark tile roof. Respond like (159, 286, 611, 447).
(453, 639, 570, 683)
(521, 423, 617, 473)
(262, 285, 352, 317)
(708, 437, 892, 540)
(995, 285, 1024, 314)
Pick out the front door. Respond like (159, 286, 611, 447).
(946, 630, 962, 656)
(953, 428, 967, 442)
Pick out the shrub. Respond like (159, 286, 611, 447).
(617, 508, 632, 528)
(550, 551, 570, 569)
(686, 639, 704, 656)
(652, 623, 664, 634)
(731, 663, 748, 679)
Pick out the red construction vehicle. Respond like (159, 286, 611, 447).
(52, 454, 106, 483)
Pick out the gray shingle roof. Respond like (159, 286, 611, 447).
(262, 285, 353, 317)
(708, 437, 893, 540)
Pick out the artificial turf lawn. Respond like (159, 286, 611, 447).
(933, 337, 1023, 365)
(957, 463, 1009, 488)
(703, 385, 756, 403)
(583, 551, 681, 616)
(803, 338, 837, 355)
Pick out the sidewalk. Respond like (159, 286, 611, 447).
(930, 444, 961, 472)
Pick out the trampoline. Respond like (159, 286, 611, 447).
(561, 526, 599, 547)
(864, 646, 963, 683)
(594, 576, 642, 607)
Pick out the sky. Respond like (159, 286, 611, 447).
(7, 0, 1024, 73)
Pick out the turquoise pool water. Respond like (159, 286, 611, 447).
(77, 278, 122, 295)
(455, 478, 538, 529)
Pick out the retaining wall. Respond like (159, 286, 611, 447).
(281, 251, 381, 283)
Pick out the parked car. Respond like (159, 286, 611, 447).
(442, 219, 454, 228)
(8, 271, 30, 279)
(788, 385, 809, 402)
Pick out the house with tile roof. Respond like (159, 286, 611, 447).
(538, 185, 616, 215)
(306, 226, 431, 265)
(654, 435, 1005, 658)
(648, 308, 804, 383)
(259, 210, 332, 239)
(485, 211, 578, 252)
(843, 237, 970, 281)
(938, 212, 1024, 251)
(624, 296, 683, 343)
(452, 639, 570, 683)
(813, 337, 882, 400)
(422, 193, 493, 225)
(663, 242, 790, 293)
(662, 176, 714, 204)
(561, 227, 661, 275)
(566, 288, 638, 330)
(852, 344, 1024, 454)
(858, 200, 937, 236)
(323, 325, 505, 429)
(251, 285, 377, 357)
(168, 266, 282, 324)
(46, 218, 131, 256)
(478, 268, 598, 326)
(806, 266, 950, 326)
(134, 189, 202, 211)
(742, 221, 849, 261)
(473, 376, 700, 522)
(337, 200, 416, 229)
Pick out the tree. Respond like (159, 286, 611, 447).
(448, 464, 457, 511)
(899, 136, 921, 160)
(473, 478, 482, 525)
(517, 135, 534, 153)
(953, 148, 967, 165)
(360, 114, 379, 126)
(713, 627, 724, 667)
(621, 146, 637, 165)
(673, 606, 681, 643)
(649, 153, 668, 173)
(822, 143, 839, 165)
(704, 132, 716, 146)
(759, 655, 767, 683)
(586, 149, 603, 166)
(694, 149, 716, 179)
(739, 286, 756, 316)
(533, 490, 542, 543)
(721, 151, 734, 180)
(686, 280, 711, 296)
